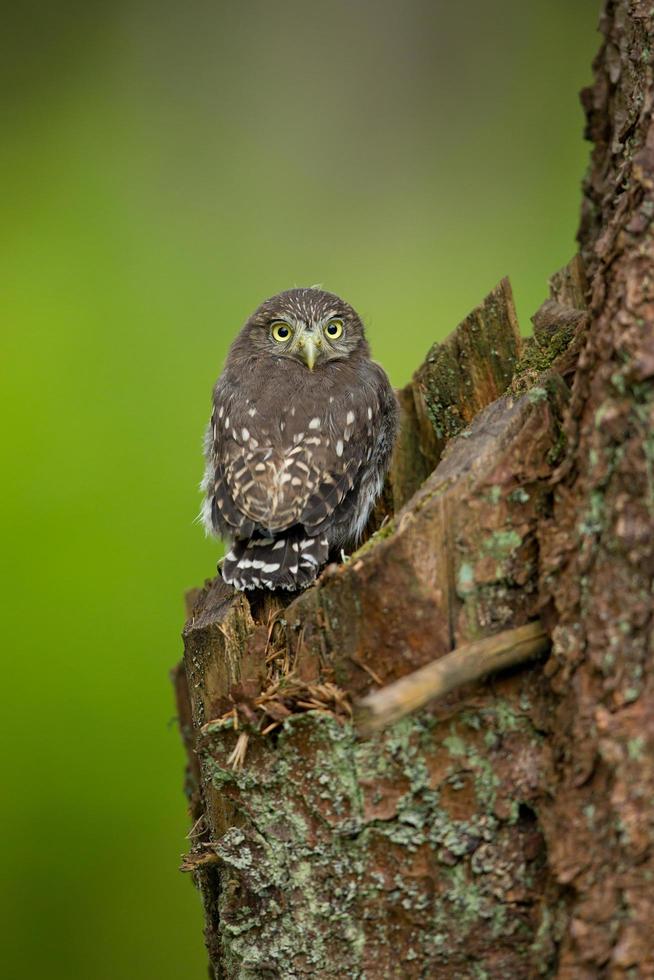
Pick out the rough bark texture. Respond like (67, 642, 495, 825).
(176, 277, 573, 978)
(174, 5, 654, 976)
(538, 3, 654, 975)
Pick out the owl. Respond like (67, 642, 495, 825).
(201, 288, 399, 591)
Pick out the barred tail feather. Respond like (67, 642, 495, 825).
(222, 529, 329, 592)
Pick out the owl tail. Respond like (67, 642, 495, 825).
(222, 528, 330, 592)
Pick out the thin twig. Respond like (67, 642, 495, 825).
(186, 814, 207, 841)
(350, 655, 384, 686)
(354, 621, 549, 737)
(226, 732, 250, 769)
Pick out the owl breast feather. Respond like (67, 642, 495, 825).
(204, 353, 398, 590)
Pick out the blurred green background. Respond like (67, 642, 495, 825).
(2, 1, 598, 976)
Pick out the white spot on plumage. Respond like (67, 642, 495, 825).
(218, 405, 224, 419)
(293, 432, 305, 444)
(225, 416, 229, 428)
(206, 290, 399, 592)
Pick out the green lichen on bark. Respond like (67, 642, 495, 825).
(199, 702, 553, 978)
(350, 518, 396, 560)
(180, 379, 567, 979)
(174, 8, 654, 976)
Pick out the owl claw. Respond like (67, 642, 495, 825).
(340, 549, 351, 564)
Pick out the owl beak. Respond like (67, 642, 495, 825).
(299, 334, 319, 371)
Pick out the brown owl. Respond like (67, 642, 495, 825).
(201, 288, 399, 591)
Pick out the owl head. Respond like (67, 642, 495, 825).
(233, 287, 369, 371)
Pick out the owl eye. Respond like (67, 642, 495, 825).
(271, 321, 292, 342)
(325, 319, 344, 340)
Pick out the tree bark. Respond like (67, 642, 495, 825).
(538, 3, 654, 975)
(174, 4, 654, 976)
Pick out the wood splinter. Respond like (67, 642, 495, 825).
(354, 620, 549, 736)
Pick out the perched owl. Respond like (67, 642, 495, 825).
(201, 288, 399, 591)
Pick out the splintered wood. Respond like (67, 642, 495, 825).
(175, 271, 579, 977)
(390, 277, 522, 510)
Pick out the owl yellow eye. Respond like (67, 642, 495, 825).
(271, 321, 292, 342)
(325, 319, 344, 340)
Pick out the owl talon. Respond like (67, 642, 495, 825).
(340, 549, 351, 564)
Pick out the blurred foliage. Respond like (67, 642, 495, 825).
(1, 1, 598, 976)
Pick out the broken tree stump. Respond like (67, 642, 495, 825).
(173, 8, 654, 974)
(174, 271, 583, 978)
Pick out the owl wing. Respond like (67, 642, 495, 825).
(299, 363, 398, 538)
(207, 367, 390, 537)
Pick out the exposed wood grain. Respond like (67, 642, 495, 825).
(390, 277, 522, 510)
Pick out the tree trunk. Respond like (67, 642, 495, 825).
(173, 4, 654, 976)
(538, 3, 654, 975)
